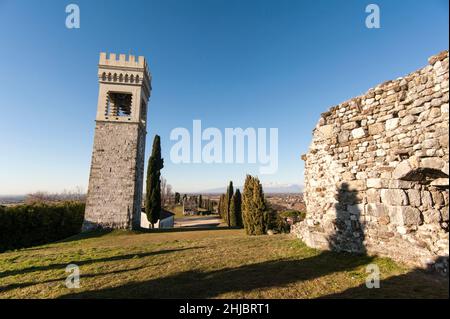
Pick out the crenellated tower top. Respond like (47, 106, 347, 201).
(99, 52, 149, 69)
(95, 52, 152, 125)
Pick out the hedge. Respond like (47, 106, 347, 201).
(0, 202, 85, 252)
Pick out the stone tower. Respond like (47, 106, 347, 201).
(83, 52, 152, 231)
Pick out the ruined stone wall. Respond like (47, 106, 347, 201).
(292, 51, 449, 270)
(83, 121, 145, 230)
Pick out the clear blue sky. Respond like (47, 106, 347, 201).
(0, 0, 448, 194)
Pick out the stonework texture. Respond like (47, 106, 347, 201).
(292, 50, 449, 271)
(83, 53, 151, 231)
(84, 122, 146, 230)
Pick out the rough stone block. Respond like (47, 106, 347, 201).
(423, 209, 441, 224)
(420, 157, 445, 170)
(341, 122, 358, 130)
(368, 123, 384, 135)
(367, 178, 382, 189)
(441, 206, 449, 222)
(351, 127, 367, 139)
(407, 189, 421, 207)
(385, 118, 400, 130)
(421, 191, 434, 209)
(381, 189, 409, 206)
(389, 180, 414, 189)
(317, 124, 334, 139)
(431, 191, 445, 207)
(366, 189, 381, 203)
(366, 203, 386, 217)
(388, 206, 422, 226)
(392, 160, 413, 180)
(400, 115, 417, 126)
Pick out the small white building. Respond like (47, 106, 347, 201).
(141, 209, 175, 229)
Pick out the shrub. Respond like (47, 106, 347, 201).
(279, 210, 306, 221)
(0, 201, 85, 252)
(272, 210, 306, 233)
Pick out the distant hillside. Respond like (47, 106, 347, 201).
(200, 183, 303, 194)
(0, 195, 26, 204)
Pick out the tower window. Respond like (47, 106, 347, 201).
(105, 92, 132, 117)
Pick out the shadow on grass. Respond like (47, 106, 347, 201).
(17, 230, 115, 253)
(60, 250, 377, 298)
(0, 266, 145, 293)
(0, 247, 199, 280)
(320, 268, 449, 299)
(57, 229, 114, 243)
(59, 252, 449, 299)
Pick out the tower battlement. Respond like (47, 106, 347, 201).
(99, 52, 148, 70)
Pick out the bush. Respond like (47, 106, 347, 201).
(0, 201, 85, 252)
(272, 210, 306, 233)
(279, 210, 306, 221)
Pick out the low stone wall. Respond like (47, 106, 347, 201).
(292, 51, 449, 271)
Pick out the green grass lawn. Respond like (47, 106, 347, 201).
(0, 229, 447, 299)
(165, 204, 219, 220)
(164, 204, 184, 218)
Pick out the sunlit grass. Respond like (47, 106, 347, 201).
(0, 229, 447, 299)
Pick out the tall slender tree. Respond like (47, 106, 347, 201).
(235, 189, 243, 227)
(242, 175, 268, 235)
(208, 199, 214, 212)
(242, 175, 254, 234)
(229, 188, 242, 227)
(225, 181, 234, 227)
(218, 194, 225, 217)
(253, 177, 267, 234)
(145, 135, 164, 228)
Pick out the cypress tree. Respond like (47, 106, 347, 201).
(242, 175, 254, 234)
(234, 189, 242, 227)
(209, 200, 214, 211)
(229, 189, 242, 227)
(229, 194, 237, 227)
(252, 177, 267, 235)
(145, 135, 164, 228)
(199, 194, 203, 209)
(225, 181, 234, 227)
(218, 194, 225, 218)
(242, 175, 268, 235)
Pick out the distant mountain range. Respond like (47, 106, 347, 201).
(199, 183, 303, 194)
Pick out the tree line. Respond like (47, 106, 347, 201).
(218, 181, 242, 227)
(174, 192, 215, 211)
(218, 175, 277, 235)
(145, 135, 277, 234)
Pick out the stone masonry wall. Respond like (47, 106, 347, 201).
(83, 121, 145, 230)
(292, 51, 449, 271)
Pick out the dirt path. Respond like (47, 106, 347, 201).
(174, 215, 222, 228)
